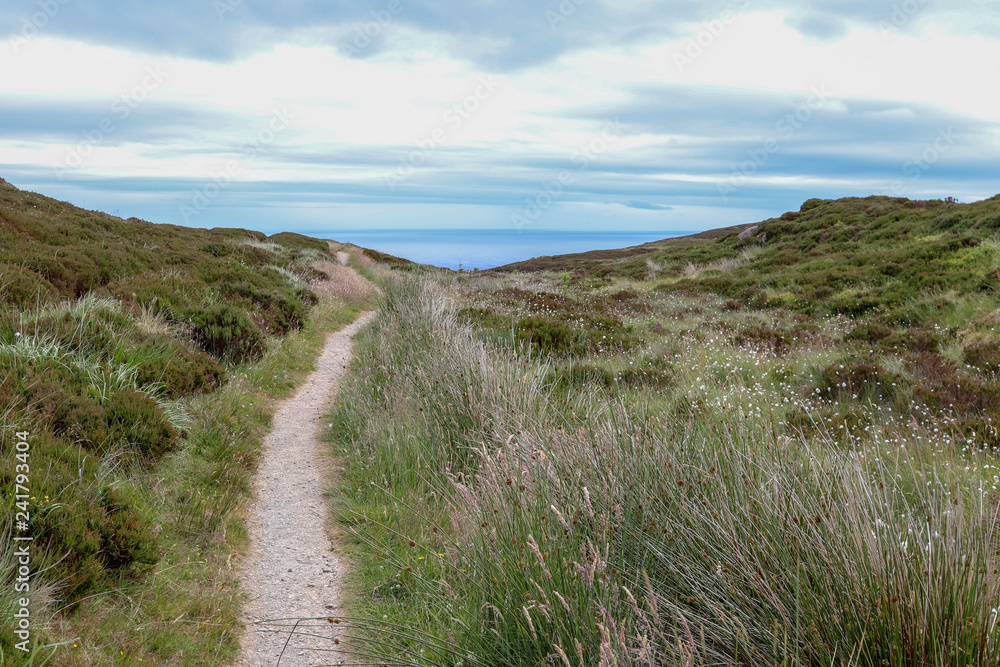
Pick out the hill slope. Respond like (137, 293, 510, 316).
(0, 179, 374, 664)
(324, 188, 1000, 665)
(493, 194, 1000, 321)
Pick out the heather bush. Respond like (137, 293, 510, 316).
(105, 389, 178, 458)
(188, 303, 266, 363)
(0, 262, 57, 308)
(0, 430, 159, 604)
(963, 333, 1000, 372)
(131, 335, 225, 397)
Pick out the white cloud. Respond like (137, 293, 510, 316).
(0, 3, 997, 235)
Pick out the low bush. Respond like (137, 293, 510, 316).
(109, 271, 208, 321)
(813, 360, 908, 403)
(731, 324, 791, 355)
(131, 335, 225, 397)
(845, 322, 894, 343)
(0, 431, 160, 605)
(963, 333, 1000, 372)
(106, 390, 178, 458)
(188, 303, 266, 363)
(517, 316, 578, 355)
(0, 263, 57, 308)
(267, 231, 331, 254)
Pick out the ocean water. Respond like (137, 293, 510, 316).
(315, 230, 690, 270)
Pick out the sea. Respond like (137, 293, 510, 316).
(314, 230, 691, 270)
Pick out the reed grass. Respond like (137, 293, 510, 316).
(328, 274, 1000, 666)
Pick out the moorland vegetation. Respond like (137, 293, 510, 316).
(0, 178, 375, 665)
(328, 194, 1000, 666)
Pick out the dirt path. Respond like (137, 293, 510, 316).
(237, 311, 375, 667)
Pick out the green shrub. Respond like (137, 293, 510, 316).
(106, 390, 178, 458)
(884, 328, 943, 354)
(732, 324, 791, 355)
(813, 360, 907, 403)
(29, 302, 136, 358)
(132, 336, 225, 397)
(517, 316, 577, 355)
(110, 271, 208, 321)
(738, 286, 777, 309)
(200, 242, 230, 257)
(51, 391, 110, 448)
(963, 334, 1000, 372)
(828, 294, 880, 316)
(910, 354, 1000, 417)
(188, 303, 265, 363)
(97, 484, 160, 570)
(846, 322, 894, 343)
(0, 263, 56, 308)
(267, 231, 331, 254)
(1, 432, 159, 604)
(216, 271, 309, 335)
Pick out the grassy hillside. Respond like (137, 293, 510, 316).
(495, 196, 1000, 310)
(326, 195, 1000, 665)
(0, 180, 376, 664)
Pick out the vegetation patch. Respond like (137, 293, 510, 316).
(329, 194, 1000, 666)
(0, 181, 376, 664)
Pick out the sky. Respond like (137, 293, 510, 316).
(1, 0, 998, 235)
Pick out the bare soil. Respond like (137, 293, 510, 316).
(237, 312, 375, 667)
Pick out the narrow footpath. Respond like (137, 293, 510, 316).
(237, 311, 375, 667)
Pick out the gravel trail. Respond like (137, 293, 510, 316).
(237, 311, 375, 667)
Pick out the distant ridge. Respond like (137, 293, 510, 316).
(489, 222, 758, 273)
(488, 195, 1000, 302)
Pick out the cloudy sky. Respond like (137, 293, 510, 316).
(1, 0, 998, 235)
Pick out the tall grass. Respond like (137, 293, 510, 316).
(329, 276, 1000, 666)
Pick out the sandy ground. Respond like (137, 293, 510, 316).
(237, 311, 375, 667)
